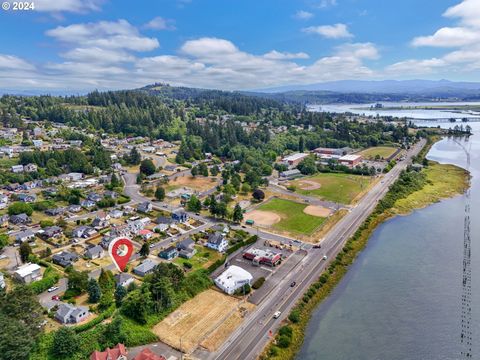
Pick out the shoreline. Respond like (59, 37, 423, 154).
(260, 137, 470, 360)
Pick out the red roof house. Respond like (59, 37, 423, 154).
(90, 343, 127, 360)
(133, 348, 166, 360)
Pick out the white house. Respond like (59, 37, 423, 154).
(13, 263, 42, 284)
(214, 265, 253, 295)
(206, 232, 228, 252)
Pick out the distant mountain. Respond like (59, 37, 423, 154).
(256, 79, 480, 95)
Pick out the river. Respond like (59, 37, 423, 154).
(298, 109, 480, 359)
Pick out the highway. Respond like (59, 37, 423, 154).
(210, 139, 426, 360)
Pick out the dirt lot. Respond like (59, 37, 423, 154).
(153, 289, 255, 354)
(297, 180, 321, 190)
(168, 176, 218, 192)
(245, 210, 280, 226)
(303, 205, 332, 217)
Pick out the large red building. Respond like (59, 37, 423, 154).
(243, 248, 281, 267)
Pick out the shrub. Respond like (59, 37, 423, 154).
(29, 266, 60, 294)
(288, 309, 300, 323)
(183, 261, 193, 269)
(277, 335, 291, 348)
(278, 326, 292, 337)
(252, 277, 265, 289)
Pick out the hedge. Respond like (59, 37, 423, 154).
(74, 305, 115, 333)
(28, 266, 60, 294)
(252, 277, 265, 289)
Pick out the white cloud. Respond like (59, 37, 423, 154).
(316, 0, 337, 9)
(303, 23, 353, 39)
(263, 50, 310, 60)
(46, 20, 159, 52)
(335, 43, 379, 59)
(393, 0, 480, 78)
(33, 0, 105, 13)
(0, 54, 35, 70)
(144, 17, 176, 31)
(294, 10, 314, 20)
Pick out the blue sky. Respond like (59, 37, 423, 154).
(0, 0, 478, 91)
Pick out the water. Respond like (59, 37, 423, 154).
(298, 117, 480, 359)
(308, 102, 480, 120)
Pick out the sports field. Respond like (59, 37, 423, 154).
(359, 146, 398, 160)
(290, 173, 372, 204)
(253, 198, 326, 235)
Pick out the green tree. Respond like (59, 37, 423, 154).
(52, 327, 79, 358)
(191, 166, 198, 177)
(139, 243, 150, 257)
(210, 165, 219, 176)
(140, 159, 156, 176)
(154, 187, 165, 201)
(87, 278, 102, 303)
(110, 173, 121, 188)
(8, 202, 33, 216)
(121, 287, 153, 324)
(101, 316, 127, 348)
(0, 234, 9, 251)
(216, 202, 228, 219)
(126, 147, 141, 165)
(208, 195, 218, 216)
(233, 204, 243, 223)
(186, 195, 202, 212)
(98, 269, 115, 293)
(114, 285, 127, 307)
(99, 291, 114, 310)
(67, 270, 89, 294)
(240, 183, 251, 194)
(198, 163, 209, 177)
(19, 242, 32, 263)
(297, 156, 317, 175)
(252, 189, 265, 201)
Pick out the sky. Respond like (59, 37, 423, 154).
(0, 0, 479, 92)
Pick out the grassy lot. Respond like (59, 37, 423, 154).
(257, 198, 326, 235)
(393, 161, 469, 214)
(292, 173, 372, 204)
(174, 246, 223, 271)
(359, 146, 398, 160)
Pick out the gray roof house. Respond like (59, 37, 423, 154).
(206, 232, 228, 253)
(72, 225, 96, 239)
(137, 201, 153, 213)
(114, 273, 134, 288)
(133, 259, 157, 277)
(85, 245, 105, 260)
(38, 226, 63, 239)
(52, 251, 79, 267)
(15, 229, 35, 244)
(9, 213, 31, 225)
(55, 303, 89, 324)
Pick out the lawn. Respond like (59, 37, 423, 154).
(173, 246, 223, 271)
(291, 173, 372, 204)
(359, 146, 398, 160)
(257, 198, 326, 235)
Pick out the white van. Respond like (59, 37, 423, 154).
(273, 311, 281, 319)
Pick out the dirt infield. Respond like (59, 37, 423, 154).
(152, 289, 254, 354)
(169, 176, 217, 192)
(245, 210, 281, 226)
(297, 180, 321, 190)
(303, 205, 332, 217)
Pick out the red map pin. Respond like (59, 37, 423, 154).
(108, 237, 134, 272)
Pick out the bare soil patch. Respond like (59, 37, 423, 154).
(153, 289, 254, 354)
(303, 205, 332, 217)
(297, 180, 321, 191)
(170, 176, 218, 192)
(245, 210, 281, 226)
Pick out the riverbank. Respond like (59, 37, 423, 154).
(260, 139, 470, 360)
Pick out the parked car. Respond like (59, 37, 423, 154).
(312, 244, 321, 249)
(273, 311, 281, 319)
(323, 255, 328, 260)
(51, 295, 60, 301)
(48, 286, 59, 293)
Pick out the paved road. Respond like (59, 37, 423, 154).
(210, 139, 426, 360)
(38, 277, 67, 309)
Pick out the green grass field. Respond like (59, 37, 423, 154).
(292, 173, 372, 204)
(257, 198, 325, 235)
(359, 146, 398, 160)
(173, 246, 223, 271)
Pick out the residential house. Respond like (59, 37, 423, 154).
(13, 263, 42, 284)
(159, 246, 178, 261)
(45, 207, 66, 216)
(85, 245, 105, 260)
(138, 229, 153, 240)
(0, 194, 8, 209)
(5, 183, 20, 191)
(87, 193, 103, 203)
(206, 232, 228, 252)
(33, 127, 42, 137)
(212, 224, 230, 235)
(110, 224, 130, 238)
(104, 190, 118, 199)
(177, 238, 196, 259)
(24, 163, 38, 173)
(100, 235, 114, 249)
(122, 205, 135, 214)
(172, 209, 188, 223)
(55, 303, 89, 324)
(38, 226, 63, 240)
(90, 343, 128, 360)
(133, 349, 166, 360)
(15, 229, 35, 244)
(137, 202, 153, 213)
(81, 199, 96, 209)
(133, 259, 157, 277)
(67, 204, 82, 213)
(109, 209, 123, 219)
(16, 193, 36, 203)
(0, 214, 9, 227)
(68, 172, 84, 181)
(154, 216, 173, 226)
(32, 139, 43, 148)
(279, 169, 302, 180)
(0, 273, 5, 289)
(92, 215, 110, 229)
(52, 251, 79, 267)
(114, 273, 134, 288)
(11, 165, 24, 173)
(9, 213, 31, 225)
(73, 225, 96, 239)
